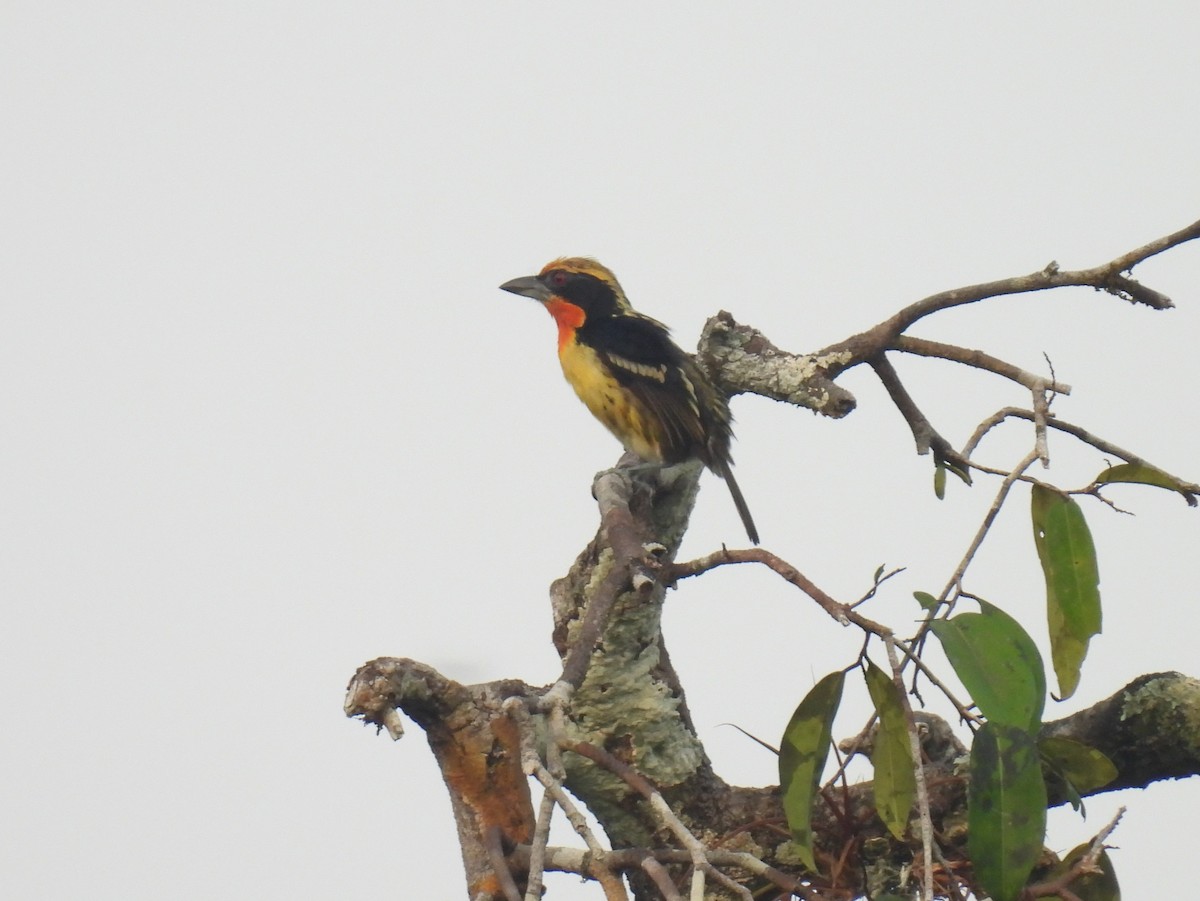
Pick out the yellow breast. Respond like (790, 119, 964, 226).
(557, 335, 665, 463)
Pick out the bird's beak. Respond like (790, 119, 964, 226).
(499, 275, 551, 303)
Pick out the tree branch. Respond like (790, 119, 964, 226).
(962, 407, 1200, 504)
(891, 335, 1071, 395)
(837, 217, 1200, 353)
(1042, 671, 1200, 796)
(347, 220, 1200, 899)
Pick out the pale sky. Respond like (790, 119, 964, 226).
(4, 4, 1199, 899)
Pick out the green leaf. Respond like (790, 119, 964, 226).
(778, 670, 845, 871)
(1031, 485, 1102, 700)
(1059, 772, 1086, 814)
(934, 459, 947, 499)
(864, 660, 916, 839)
(1095, 461, 1197, 507)
(913, 590, 939, 611)
(969, 722, 1048, 901)
(1039, 736, 1118, 797)
(929, 600, 1046, 730)
(1049, 844, 1121, 901)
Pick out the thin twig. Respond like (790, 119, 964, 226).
(529, 763, 608, 859)
(872, 217, 1199, 336)
(935, 449, 1041, 612)
(931, 841, 967, 901)
(668, 548, 851, 625)
(502, 697, 557, 901)
(556, 463, 669, 691)
(850, 565, 907, 610)
(1025, 807, 1125, 898)
(885, 636, 934, 901)
(671, 547, 982, 720)
(483, 826, 524, 901)
(892, 335, 1072, 395)
(508, 845, 819, 899)
(639, 857, 684, 901)
(1032, 387, 1051, 468)
(526, 757, 628, 899)
(871, 353, 971, 478)
(566, 741, 711, 898)
(523, 789, 557, 901)
(705, 864, 754, 900)
(961, 407, 1022, 461)
(962, 407, 1200, 502)
(892, 637, 981, 726)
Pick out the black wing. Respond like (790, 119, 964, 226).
(580, 313, 725, 464)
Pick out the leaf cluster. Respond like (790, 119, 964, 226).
(775, 463, 1182, 900)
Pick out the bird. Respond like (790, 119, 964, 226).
(499, 257, 758, 544)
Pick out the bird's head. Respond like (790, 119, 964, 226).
(499, 258, 631, 323)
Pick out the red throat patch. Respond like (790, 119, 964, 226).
(544, 298, 586, 353)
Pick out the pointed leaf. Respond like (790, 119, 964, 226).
(1031, 485, 1102, 699)
(969, 722, 1047, 901)
(934, 446, 972, 486)
(1049, 844, 1121, 901)
(929, 600, 1045, 730)
(864, 660, 916, 839)
(1059, 772, 1086, 814)
(1095, 461, 1197, 507)
(778, 670, 845, 871)
(1039, 736, 1117, 796)
(913, 590, 939, 611)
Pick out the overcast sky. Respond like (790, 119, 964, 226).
(4, 4, 1199, 899)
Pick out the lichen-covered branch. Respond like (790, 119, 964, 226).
(1042, 671, 1200, 795)
(700, 218, 1199, 484)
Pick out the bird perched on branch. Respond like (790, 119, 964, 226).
(499, 257, 758, 544)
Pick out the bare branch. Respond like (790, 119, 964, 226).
(522, 789, 556, 901)
(483, 826, 525, 901)
(871, 354, 972, 480)
(639, 858, 683, 901)
(862, 217, 1200, 340)
(555, 464, 659, 690)
(850, 565, 907, 610)
(508, 846, 820, 899)
(962, 407, 1200, 502)
(666, 547, 853, 627)
(802, 220, 1200, 482)
(527, 761, 628, 899)
(1107, 217, 1200, 270)
(566, 742, 712, 897)
(1032, 386, 1051, 467)
(961, 407, 1019, 461)
(892, 335, 1071, 395)
(885, 637, 934, 901)
(891, 638, 981, 726)
(932, 449, 1041, 609)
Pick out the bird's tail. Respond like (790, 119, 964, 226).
(715, 460, 759, 545)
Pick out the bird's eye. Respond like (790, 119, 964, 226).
(547, 270, 569, 289)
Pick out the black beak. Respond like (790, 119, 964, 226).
(499, 275, 551, 302)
